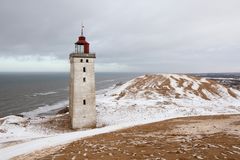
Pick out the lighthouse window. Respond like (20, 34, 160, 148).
(86, 59, 89, 63)
(80, 59, 83, 62)
(83, 67, 86, 72)
(83, 77, 86, 82)
(83, 99, 86, 105)
(80, 45, 84, 53)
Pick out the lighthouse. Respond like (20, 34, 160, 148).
(69, 26, 96, 129)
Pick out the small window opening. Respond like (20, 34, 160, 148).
(83, 99, 86, 105)
(86, 59, 89, 63)
(83, 77, 86, 82)
(83, 67, 86, 72)
(80, 59, 83, 62)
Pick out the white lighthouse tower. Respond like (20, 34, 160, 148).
(69, 26, 96, 129)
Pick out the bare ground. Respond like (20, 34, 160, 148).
(16, 114, 240, 160)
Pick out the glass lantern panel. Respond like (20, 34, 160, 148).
(80, 45, 84, 53)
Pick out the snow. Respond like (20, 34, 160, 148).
(96, 74, 240, 126)
(0, 116, 53, 145)
(200, 77, 209, 83)
(0, 123, 133, 159)
(0, 74, 240, 159)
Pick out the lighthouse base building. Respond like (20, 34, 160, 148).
(69, 28, 96, 129)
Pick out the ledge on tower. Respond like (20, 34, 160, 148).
(69, 52, 96, 59)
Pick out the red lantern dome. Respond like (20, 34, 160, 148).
(75, 25, 89, 53)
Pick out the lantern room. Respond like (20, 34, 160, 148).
(75, 26, 89, 53)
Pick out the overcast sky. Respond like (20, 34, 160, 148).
(0, 0, 240, 73)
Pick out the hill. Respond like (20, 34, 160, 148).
(97, 74, 240, 126)
(107, 74, 239, 100)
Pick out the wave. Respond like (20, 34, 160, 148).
(21, 100, 68, 117)
(96, 79, 115, 84)
(32, 91, 57, 96)
(58, 88, 68, 91)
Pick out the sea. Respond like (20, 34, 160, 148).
(0, 72, 142, 117)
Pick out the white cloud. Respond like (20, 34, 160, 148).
(0, 56, 68, 72)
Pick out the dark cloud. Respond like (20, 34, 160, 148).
(0, 0, 240, 72)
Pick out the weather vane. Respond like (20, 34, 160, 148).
(81, 23, 84, 36)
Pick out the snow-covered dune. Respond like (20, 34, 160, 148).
(97, 74, 240, 126)
(107, 74, 239, 100)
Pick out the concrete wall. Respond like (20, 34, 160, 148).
(69, 54, 96, 129)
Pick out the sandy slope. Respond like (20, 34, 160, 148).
(18, 114, 240, 160)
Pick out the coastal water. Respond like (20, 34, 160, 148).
(0, 72, 142, 117)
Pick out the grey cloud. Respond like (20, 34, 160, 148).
(0, 0, 240, 72)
